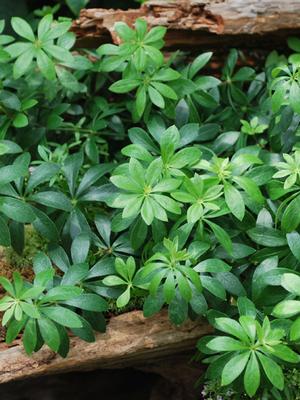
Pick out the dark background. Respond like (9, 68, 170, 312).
(0, 0, 138, 21)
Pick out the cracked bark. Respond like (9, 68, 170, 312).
(0, 310, 212, 385)
(71, 0, 300, 50)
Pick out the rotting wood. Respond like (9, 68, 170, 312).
(71, 0, 300, 50)
(0, 309, 212, 384)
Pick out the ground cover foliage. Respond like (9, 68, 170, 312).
(0, 12, 300, 399)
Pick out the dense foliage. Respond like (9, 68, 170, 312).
(1, 12, 300, 399)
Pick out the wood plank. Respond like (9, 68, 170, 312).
(0, 309, 212, 384)
(71, 0, 300, 49)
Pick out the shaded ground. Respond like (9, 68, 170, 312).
(0, 368, 159, 400)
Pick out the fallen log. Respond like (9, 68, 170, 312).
(72, 0, 300, 50)
(0, 309, 212, 385)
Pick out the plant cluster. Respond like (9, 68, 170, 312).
(1, 12, 300, 398)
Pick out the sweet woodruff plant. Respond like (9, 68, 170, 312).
(1, 14, 300, 399)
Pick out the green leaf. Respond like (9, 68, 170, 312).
(214, 317, 248, 342)
(148, 86, 165, 108)
(56, 324, 70, 357)
(215, 272, 246, 297)
(233, 176, 264, 204)
(0, 277, 15, 295)
(152, 68, 180, 82)
(109, 79, 140, 93)
(201, 276, 226, 300)
(6, 318, 26, 344)
(37, 14, 52, 41)
(247, 226, 287, 247)
(116, 287, 131, 308)
(0, 163, 27, 185)
(273, 300, 300, 318)
(290, 317, 300, 341)
(207, 336, 246, 352)
(290, 81, 300, 114)
(102, 275, 126, 286)
(13, 113, 28, 128)
(194, 259, 231, 273)
(221, 351, 249, 386)
(257, 353, 284, 390)
(152, 194, 181, 215)
(2, 307, 15, 326)
(70, 315, 95, 343)
(71, 234, 90, 264)
(143, 293, 164, 317)
(287, 231, 300, 261)
(11, 17, 35, 41)
(244, 352, 260, 397)
(0, 215, 10, 246)
(42, 286, 82, 302)
(136, 85, 147, 117)
(189, 52, 212, 79)
(288, 36, 300, 52)
(27, 163, 60, 192)
(281, 195, 300, 232)
(30, 191, 72, 211)
(144, 26, 166, 44)
(36, 49, 56, 80)
(42, 21, 72, 41)
(224, 182, 245, 220)
(206, 220, 232, 254)
(151, 82, 177, 100)
(141, 198, 154, 225)
(64, 294, 108, 312)
(23, 319, 37, 355)
(114, 22, 135, 41)
(15, 304, 23, 321)
(87, 258, 115, 279)
(46, 45, 73, 64)
(134, 47, 147, 71)
(42, 306, 83, 328)
(270, 344, 299, 363)
(62, 152, 83, 197)
(32, 208, 59, 243)
(60, 264, 88, 286)
(237, 297, 256, 318)
(0, 197, 35, 223)
(13, 48, 34, 79)
(164, 272, 176, 303)
(56, 66, 81, 92)
(168, 294, 188, 325)
(38, 317, 60, 352)
(281, 273, 300, 296)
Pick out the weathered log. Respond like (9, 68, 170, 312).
(0, 309, 212, 385)
(72, 0, 300, 50)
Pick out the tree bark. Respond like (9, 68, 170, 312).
(0, 310, 212, 385)
(72, 0, 300, 50)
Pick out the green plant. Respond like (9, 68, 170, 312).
(103, 256, 146, 307)
(273, 273, 300, 341)
(199, 313, 299, 397)
(0, 12, 300, 399)
(7, 15, 74, 80)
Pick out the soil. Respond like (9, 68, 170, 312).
(0, 249, 35, 295)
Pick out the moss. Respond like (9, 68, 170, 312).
(201, 368, 300, 399)
(107, 296, 145, 316)
(285, 368, 300, 399)
(3, 225, 47, 270)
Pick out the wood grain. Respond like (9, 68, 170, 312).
(0, 310, 212, 384)
(71, 0, 300, 49)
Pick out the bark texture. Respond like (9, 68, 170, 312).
(0, 310, 212, 385)
(72, 0, 300, 49)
